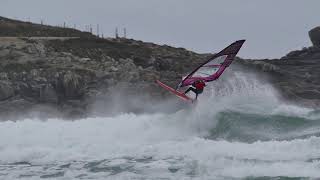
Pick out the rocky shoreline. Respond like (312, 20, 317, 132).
(0, 16, 319, 118)
(0, 36, 205, 118)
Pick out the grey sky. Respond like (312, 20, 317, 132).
(1, 0, 319, 59)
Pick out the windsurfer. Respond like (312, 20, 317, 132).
(184, 80, 206, 100)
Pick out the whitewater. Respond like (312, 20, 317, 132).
(0, 69, 320, 180)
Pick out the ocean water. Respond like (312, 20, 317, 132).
(0, 70, 319, 180)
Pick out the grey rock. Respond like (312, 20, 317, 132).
(0, 81, 14, 100)
(309, 26, 320, 47)
(62, 71, 84, 98)
(40, 84, 58, 103)
(0, 73, 8, 81)
(110, 66, 119, 72)
(79, 57, 91, 63)
(0, 49, 10, 57)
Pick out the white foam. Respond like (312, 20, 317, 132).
(1, 115, 320, 179)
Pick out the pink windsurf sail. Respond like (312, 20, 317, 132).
(180, 40, 245, 87)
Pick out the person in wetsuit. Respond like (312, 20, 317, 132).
(184, 80, 206, 100)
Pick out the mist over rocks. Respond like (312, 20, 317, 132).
(0, 16, 319, 118)
(238, 27, 320, 107)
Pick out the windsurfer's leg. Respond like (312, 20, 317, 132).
(195, 89, 202, 100)
(184, 87, 193, 94)
(185, 87, 197, 94)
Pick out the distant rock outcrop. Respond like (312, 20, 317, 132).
(309, 26, 320, 47)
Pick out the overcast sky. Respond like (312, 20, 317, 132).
(0, 0, 319, 59)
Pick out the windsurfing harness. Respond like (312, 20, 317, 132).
(179, 40, 245, 87)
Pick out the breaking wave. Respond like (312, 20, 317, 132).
(0, 67, 319, 179)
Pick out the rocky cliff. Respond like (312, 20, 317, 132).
(0, 36, 209, 118)
(0, 16, 319, 118)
